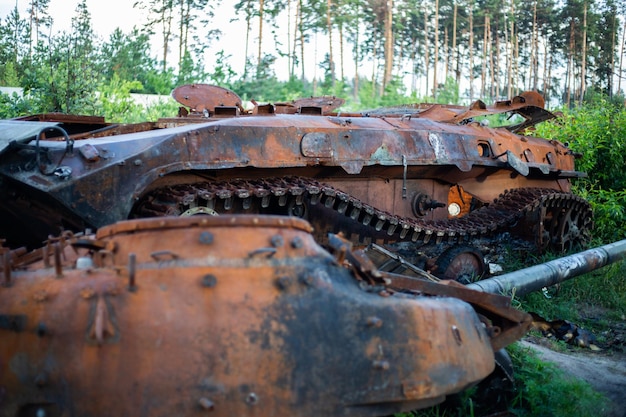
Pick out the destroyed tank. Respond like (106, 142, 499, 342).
(0, 214, 532, 416)
(0, 86, 611, 416)
(0, 84, 593, 280)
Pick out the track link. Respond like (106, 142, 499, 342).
(132, 176, 593, 252)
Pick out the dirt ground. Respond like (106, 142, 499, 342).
(519, 334, 626, 417)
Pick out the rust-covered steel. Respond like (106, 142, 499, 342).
(0, 215, 525, 417)
(0, 85, 592, 273)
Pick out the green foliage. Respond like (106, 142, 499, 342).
(97, 74, 144, 122)
(434, 77, 460, 105)
(100, 28, 157, 92)
(533, 97, 626, 244)
(520, 260, 626, 325)
(207, 51, 237, 88)
(0, 92, 37, 118)
(1, 61, 20, 87)
(506, 343, 608, 417)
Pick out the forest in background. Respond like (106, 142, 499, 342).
(0, 0, 625, 118)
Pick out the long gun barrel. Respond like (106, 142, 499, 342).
(467, 239, 626, 296)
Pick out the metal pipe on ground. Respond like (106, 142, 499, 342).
(467, 239, 626, 297)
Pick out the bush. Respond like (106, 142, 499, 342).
(534, 98, 626, 244)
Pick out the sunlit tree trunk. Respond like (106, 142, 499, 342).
(257, 0, 264, 74)
(531, 0, 538, 90)
(299, 0, 305, 81)
(495, 22, 500, 97)
(353, 4, 360, 100)
(287, 0, 292, 78)
(433, 0, 439, 99)
(505, 0, 515, 98)
(382, 0, 394, 95)
(514, 33, 519, 95)
(489, 18, 495, 99)
(566, 19, 575, 107)
(453, 1, 460, 86)
(243, 0, 253, 78)
(339, 21, 345, 81)
(327, 0, 336, 87)
(618, 18, 626, 95)
(542, 35, 548, 98)
(424, 6, 430, 97)
(480, 14, 488, 98)
(468, 1, 474, 100)
(579, 1, 587, 105)
(444, 26, 449, 79)
(161, 4, 173, 72)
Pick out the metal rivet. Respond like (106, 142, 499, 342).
(366, 317, 383, 328)
(34, 372, 48, 387)
(199, 232, 214, 245)
(290, 236, 303, 249)
(300, 275, 314, 286)
(128, 253, 137, 292)
(270, 235, 284, 247)
(198, 397, 214, 411)
(53, 243, 62, 278)
(133, 159, 142, 166)
(201, 274, 217, 288)
(246, 392, 258, 405)
(452, 325, 463, 345)
(275, 276, 292, 290)
(36, 322, 47, 337)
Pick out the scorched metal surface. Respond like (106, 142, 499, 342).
(0, 215, 499, 417)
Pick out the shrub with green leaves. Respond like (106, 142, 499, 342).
(534, 100, 626, 244)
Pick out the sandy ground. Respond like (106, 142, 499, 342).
(519, 339, 626, 417)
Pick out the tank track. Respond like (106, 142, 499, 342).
(132, 176, 593, 253)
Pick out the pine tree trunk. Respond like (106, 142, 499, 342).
(453, 1, 460, 86)
(339, 21, 345, 81)
(287, 0, 292, 79)
(257, 0, 265, 75)
(580, 1, 587, 105)
(542, 34, 548, 98)
(424, 7, 430, 97)
(566, 19, 575, 107)
(481, 14, 488, 98)
(353, 6, 360, 100)
(326, 0, 335, 87)
(513, 36, 520, 96)
(618, 18, 626, 95)
(244, 0, 252, 78)
(178, 0, 184, 71)
(507, 0, 514, 98)
(609, 12, 616, 96)
(531, 0, 538, 90)
(299, 0, 305, 81)
(444, 26, 449, 80)
(161, 6, 173, 72)
(433, 0, 439, 99)
(468, 2, 474, 100)
(495, 22, 500, 97)
(489, 18, 495, 99)
(382, 0, 394, 95)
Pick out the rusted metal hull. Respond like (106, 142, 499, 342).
(0, 216, 496, 417)
(0, 112, 584, 249)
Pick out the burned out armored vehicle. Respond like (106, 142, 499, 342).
(0, 214, 536, 416)
(0, 85, 592, 279)
(0, 86, 611, 417)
